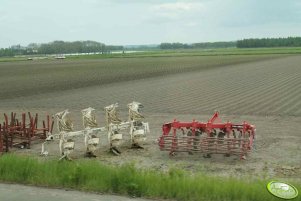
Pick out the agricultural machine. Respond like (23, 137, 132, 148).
(0, 112, 54, 153)
(41, 101, 150, 159)
(41, 108, 106, 160)
(128, 102, 149, 148)
(105, 102, 150, 154)
(158, 112, 255, 159)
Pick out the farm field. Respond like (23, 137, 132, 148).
(0, 53, 300, 184)
(2, 47, 301, 63)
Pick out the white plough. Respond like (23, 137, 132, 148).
(41, 101, 150, 159)
(128, 102, 150, 148)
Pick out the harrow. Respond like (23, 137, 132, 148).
(41, 101, 150, 159)
(158, 112, 255, 159)
(0, 112, 54, 153)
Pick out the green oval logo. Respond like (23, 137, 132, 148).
(267, 181, 298, 199)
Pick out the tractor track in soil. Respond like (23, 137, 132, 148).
(0, 55, 300, 182)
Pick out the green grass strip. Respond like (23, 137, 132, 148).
(0, 154, 299, 201)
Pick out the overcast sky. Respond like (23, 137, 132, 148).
(0, 0, 301, 47)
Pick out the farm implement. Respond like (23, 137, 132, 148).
(105, 102, 149, 155)
(41, 101, 150, 160)
(0, 112, 54, 153)
(158, 112, 255, 159)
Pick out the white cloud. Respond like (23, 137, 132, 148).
(150, 2, 203, 19)
(152, 2, 203, 12)
(185, 22, 198, 27)
(0, 15, 8, 22)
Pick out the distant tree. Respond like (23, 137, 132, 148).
(192, 41, 236, 49)
(160, 41, 236, 49)
(237, 37, 301, 48)
(36, 40, 120, 54)
(160, 43, 191, 49)
(0, 48, 14, 57)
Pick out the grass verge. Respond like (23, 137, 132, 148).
(0, 154, 299, 201)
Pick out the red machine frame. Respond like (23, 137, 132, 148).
(0, 112, 54, 153)
(158, 112, 255, 159)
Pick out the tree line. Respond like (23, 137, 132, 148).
(1, 37, 301, 57)
(237, 37, 301, 48)
(160, 37, 301, 49)
(160, 41, 236, 49)
(0, 40, 123, 57)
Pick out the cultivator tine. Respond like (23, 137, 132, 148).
(10, 112, 13, 126)
(30, 117, 34, 133)
(22, 113, 26, 130)
(47, 115, 50, 132)
(42, 120, 46, 139)
(34, 113, 38, 129)
(50, 118, 54, 134)
(28, 112, 32, 123)
(4, 114, 8, 128)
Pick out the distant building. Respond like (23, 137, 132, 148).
(55, 54, 66, 59)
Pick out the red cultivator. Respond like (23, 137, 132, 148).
(0, 112, 54, 153)
(158, 112, 255, 159)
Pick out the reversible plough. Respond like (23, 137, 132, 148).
(158, 112, 255, 159)
(0, 112, 54, 153)
(41, 101, 150, 160)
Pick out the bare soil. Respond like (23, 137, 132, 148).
(1, 55, 300, 182)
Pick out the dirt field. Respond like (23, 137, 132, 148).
(0, 55, 300, 182)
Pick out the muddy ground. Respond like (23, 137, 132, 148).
(1, 55, 300, 182)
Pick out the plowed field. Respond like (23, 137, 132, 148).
(0, 55, 300, 181)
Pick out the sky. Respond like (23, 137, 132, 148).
(0, 0, 301, 47)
